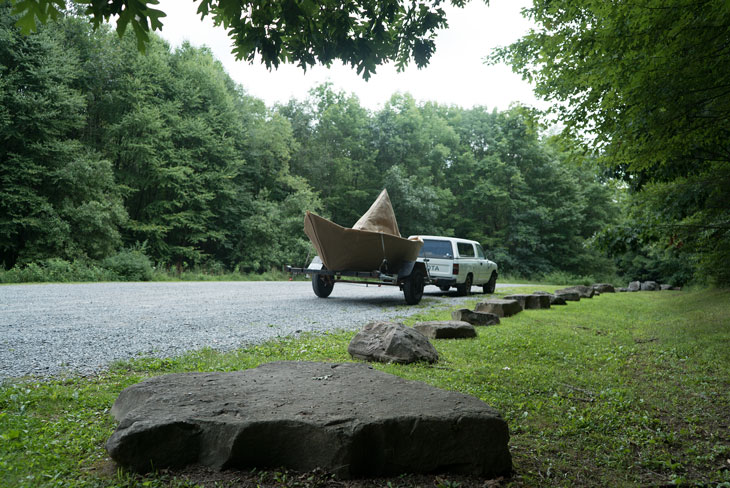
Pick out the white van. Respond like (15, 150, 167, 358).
(408, 235, 498, 296)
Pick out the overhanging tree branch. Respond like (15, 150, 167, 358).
(5, 0, 476, 79)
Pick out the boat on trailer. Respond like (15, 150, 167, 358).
(287, 189, 427, 304)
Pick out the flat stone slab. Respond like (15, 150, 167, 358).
(592, 283, 615, 293)
(474, 299, 522, 317)
(503, 294, 550, 310)
(451, 309, 500, 326)
(554, 290, 580, 301)
(641, 281, 659, 291)
(106, 362, 512, 478)
(555, 285, 595, 298)
(533, 291, 567, 306)
(413, 321, 477, 339)
(348, 321, 438, 364)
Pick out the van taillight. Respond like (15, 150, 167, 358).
(453, 264, 459, 275)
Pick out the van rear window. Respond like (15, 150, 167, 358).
(419, 240, 454, 259)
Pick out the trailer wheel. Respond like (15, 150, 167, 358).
(403, 267, 425, 305)
(312, 271, 334, 298)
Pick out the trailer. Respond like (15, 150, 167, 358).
(286, 256, 429, 305)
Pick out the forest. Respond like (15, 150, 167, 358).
(1, 2, 726, 286)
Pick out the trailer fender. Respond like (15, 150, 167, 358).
(397, 260, 419, 279)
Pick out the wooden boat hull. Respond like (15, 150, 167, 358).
(304, 212, 423, 272)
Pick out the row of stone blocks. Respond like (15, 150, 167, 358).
(434, 283, 612, 338)
(344, 284, 613, 366)
(445, 286, 586, 329)
(621, 280, 680, 292)
(105, 284, 620, 480)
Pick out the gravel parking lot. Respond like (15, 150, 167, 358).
(0, 281, 520, 381)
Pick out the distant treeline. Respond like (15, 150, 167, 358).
(1, 7, 680, 283)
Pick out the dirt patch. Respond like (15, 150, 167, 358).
(174, 466, 512, 488)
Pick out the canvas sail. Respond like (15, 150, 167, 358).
(352, 189, 400, 236)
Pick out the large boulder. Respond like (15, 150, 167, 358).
(628, 281, 641, 292)
(348, 321, 438, 364)
(503, 294, 550, 310)
(641, 281, 660, 291)
(555, 285, 594, 299)
(475, 299, 523, 317)
(616, 287, 629, 292)
(660, 284, 673, 291)
(413, 321, 476, 339)
(106, 362, 513, 478)
(592, 283, 615, 293)
(451, 309, 500, 326)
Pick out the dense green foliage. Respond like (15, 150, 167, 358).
(1, 7, 318, 274)
(7, 0, 470, 79)
(2, 288, 728, 487)
(0, 7, 618, 280)
(0, 11, 126, 266)
(493, 0, 730, 285)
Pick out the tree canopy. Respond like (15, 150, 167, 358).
(6, 0, 472, 79)
(493, 0, 730, 285)
(493, 0, 730, 177)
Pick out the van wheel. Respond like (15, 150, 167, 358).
(456, 274, 472, 296)
(483, 271, 497, 294)
(403, 267, 425, 305)
(312, 271, 334, 298)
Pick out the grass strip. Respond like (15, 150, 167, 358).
(1, 288, 728, 487)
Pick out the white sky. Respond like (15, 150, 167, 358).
(154, 0, 545, 112)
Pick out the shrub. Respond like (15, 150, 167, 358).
(0, 258, 117, 283)
(102, 250, 153, 281)
(539, 270, 597, 286)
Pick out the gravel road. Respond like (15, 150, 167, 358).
(0, 281, 523, 381)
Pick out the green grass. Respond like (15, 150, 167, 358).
(1, 289, 729, 487)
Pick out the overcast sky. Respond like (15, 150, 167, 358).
(154, 0, 545, 112)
